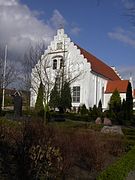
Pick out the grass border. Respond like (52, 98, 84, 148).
(97, 146, 135, 180)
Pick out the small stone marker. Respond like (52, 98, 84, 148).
(103, 117, 112, 126)
(95, 117, 102, 124)
(101, 125, 124, 135)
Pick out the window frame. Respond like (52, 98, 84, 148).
(53, 59, 57, 70)
(72, 86, 80, 103)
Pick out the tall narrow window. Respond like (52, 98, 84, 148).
(53, 59, 57, 69)
(72, 86, 80, 103)
(60, 58, 63, 69)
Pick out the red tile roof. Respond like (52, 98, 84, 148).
(134, 89, 135, 98)
(76, 45, 121, 81)
(105, 80, 129, 93)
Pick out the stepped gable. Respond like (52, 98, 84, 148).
(76, 45, 121, 81)
(105, 80, 129, 93)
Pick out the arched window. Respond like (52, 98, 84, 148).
(53, 59, 57, 69)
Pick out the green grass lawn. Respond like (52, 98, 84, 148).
(49, 119, 103, 131)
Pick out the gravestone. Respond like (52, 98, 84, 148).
(103, 117, 112, 126)
(95, 117, 102, 124)
(13, 91, 22, 117)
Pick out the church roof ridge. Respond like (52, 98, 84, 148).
(75, 44, 121, 81)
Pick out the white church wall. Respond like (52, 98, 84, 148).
(104, 93, 111, 109)
(120, 93, 126, 101)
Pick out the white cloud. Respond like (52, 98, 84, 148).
(50, 9, 67, 29)
(0, 0, 55, 58)
(70, 27, 81, 35)
(0, 0, 81, 62)
(108, 27, 135, 48)
(118, 65, 135, 85)
(0, 0, 18, 6)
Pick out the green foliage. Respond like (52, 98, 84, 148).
(35, 81, 44, 116)
(108, 89, 122, 124)
(66, 113, 90, 122)
(49, 83, 60, 109)
(107, 83, 134, 125)
(80, 104, 88, 115)
(97, 146, 135, 180)
(109, 89, 121, 109)
(50, 80, 72, 112)
(60, 81, 72, 111)
(125, 82, 133, 122)
(122, 127, 135, 150)
(119, 99, 127, 124)
(91, 105, 100, 121)
(98, 100, 102, 113)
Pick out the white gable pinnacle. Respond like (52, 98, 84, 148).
(57, 28, 64, 36)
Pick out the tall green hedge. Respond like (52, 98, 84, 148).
(97, 146, 135, 180)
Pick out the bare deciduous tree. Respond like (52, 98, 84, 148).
(21, 43, 47, 109)
(0, 45, 18, 109)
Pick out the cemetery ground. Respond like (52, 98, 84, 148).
(0, 111, 135, 179)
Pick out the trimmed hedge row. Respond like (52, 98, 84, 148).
(97, 146, 135, 180)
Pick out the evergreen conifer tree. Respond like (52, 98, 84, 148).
(125, 82, 133, 122)
(49, 83, 60, 110)
(60, 81, 72, 112)
(35, 81, 44, 116)
(120, 99, 127, 124)
(109, 89, 121, 123)
(98, 99, 102, 115)
(80, 104, 88, 115)
(91, 105, 99, 121)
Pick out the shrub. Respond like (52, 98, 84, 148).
(80, 104, 88, 115)
(0, 118, 127, 179)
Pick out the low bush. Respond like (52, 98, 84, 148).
(126, 135, 135, 140)
(66, 113, 91, 122)
(50, 112, 65, 122)
(97, 146, 135, 180)
(125, 139, 135, 152)
(122, 128, 135, 136)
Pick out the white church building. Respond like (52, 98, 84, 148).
(30, 28, 134, 110)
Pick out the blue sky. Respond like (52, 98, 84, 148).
(0, 0, 135, 82)
(20, 0, 135, 79)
